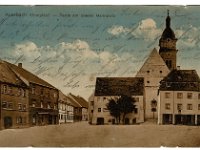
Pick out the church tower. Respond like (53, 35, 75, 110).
(159, 10, 178, 71)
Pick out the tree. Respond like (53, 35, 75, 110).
(118, 95, 136, 124)
(106, 98, 121, 124)
(107, 95, 136, 125)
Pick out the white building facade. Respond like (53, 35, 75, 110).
(158, 69, 200, 125)
(58, 91, 74, 124)
(136, 48, 170, 120)
(89, 77, 144, 125)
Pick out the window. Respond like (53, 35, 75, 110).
(23, 104, 26, 111)
(165, 92, 170, 98)
(147, 81, 150, 84)
(147, 70, 150, 73)
(40, 101, 43, 108)
(17, 117, 22, 124)
(165, 103, 170, 110)
(8, 86, 12, 94)
(198, 94, 200, 100)
(198, 104, 200, 110)
(47, 91, 50, 98)
(177, 104, 182, 111)
(32, 115, 36, 124)
(21, 89, 26, 97)
(187, 104, 193, 110)
(32, 100, 36, 107)
(31, 87, 35, 95)
(90, 101, 94, 106)
(18, 104, 22, 110)
(2, 85, 7, 94)
(18, 88, 22, 96)
(2, 101, 7, 108)
(59, 103, 62, 110)
(187, 93, 192, 99)
(177, 93, 183, 99)
(53, 93, 57, 98)
(98, 108, 101, 112)
(47, 103, 51, 109)
(151, 99, 157, 107)
(54, 104, 57, 110)
(8, 102, 13, 109)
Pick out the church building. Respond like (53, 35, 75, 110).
(136, 11, 177, 120)
(90, 11, 200, 125)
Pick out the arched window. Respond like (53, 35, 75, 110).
(151, 99, 157, 110)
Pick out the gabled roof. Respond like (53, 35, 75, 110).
(68, 93, 88, 108)
(159, 69, 200, 91)
(94, 77, 144, 96)
(4, 61, 56, 89)
(58, 90, 71, 104)
(68, 93, 82, 108)
(0, 61, 27, 87)
(76, 96, 88, 108)
(136, 48, 170, 77)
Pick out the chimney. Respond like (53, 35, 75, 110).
(18, 63, 22, 68)
(177, 66, 180, 70)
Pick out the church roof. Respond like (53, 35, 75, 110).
(161, 27, 176, 40)
(94, 77, 144, 96)
(136, 48, 170, 78)
(159, 69, 200, 91)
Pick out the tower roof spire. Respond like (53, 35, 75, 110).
(166, 10, 171, 28)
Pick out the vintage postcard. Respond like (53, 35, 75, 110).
(0, 5, 199, 147)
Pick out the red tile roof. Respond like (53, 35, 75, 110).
(94, 77, 144, 96)
(0, 61, 27, 87)
(160, 69, 200, 91)
(4, 61, 56, 89)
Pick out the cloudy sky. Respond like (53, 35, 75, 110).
(0, 6, 200, 100)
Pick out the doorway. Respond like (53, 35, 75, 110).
(97, 117, 104, 125)
(125, 118, 130, 125)
(4, 116, 12, 129)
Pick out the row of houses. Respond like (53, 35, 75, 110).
(88, 12, 200, 126)
(0, 60, 88, 129)
(58, 92, 88, 124)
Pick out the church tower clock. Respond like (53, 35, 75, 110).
(159, 10, 178, 71)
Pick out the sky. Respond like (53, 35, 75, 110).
(0, 5, 200, 100)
